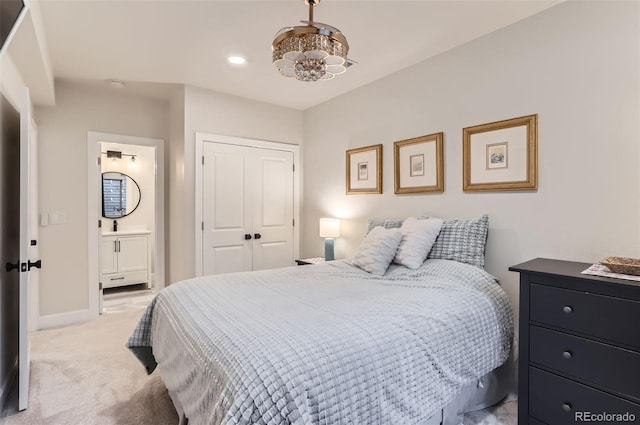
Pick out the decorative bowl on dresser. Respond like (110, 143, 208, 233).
(510, 258, 640, 425)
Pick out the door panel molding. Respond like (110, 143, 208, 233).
(195, 133, 300, 277)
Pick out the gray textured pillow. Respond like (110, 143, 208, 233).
(427, 214, 489, 269)
(365, 215, 429, 235)
(352, 227, 403, 276)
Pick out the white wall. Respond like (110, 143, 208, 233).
(0, 52, 25, 111)
(101, 142, 156, 275)
(35, 81, 169, 316)
(168, 87, 185, 285)
(301, 0, 640, 333)
(168, 85, 303, 282)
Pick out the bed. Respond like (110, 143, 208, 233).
(127, 257, 513, 425)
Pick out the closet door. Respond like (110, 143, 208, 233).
(201, 142, 295, 276)
(202, 142, 253, 275)
(251, 148, 294, 271)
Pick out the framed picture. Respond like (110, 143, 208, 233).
(463, 114, 537, 191)
(394, 132, 444, 194)
(346, 144, 382, 194)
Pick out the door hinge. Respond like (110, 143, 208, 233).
(98, 219, 102, 228)
(293, 163, 295, 172)
(97, 156, 101, 166)
(292, 218, 295, 227)
(202, 221, 204, 231)
(202, 155, 205, 165)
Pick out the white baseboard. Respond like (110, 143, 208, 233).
(38, 308, 96, 330)
(0, 356, 18, 411)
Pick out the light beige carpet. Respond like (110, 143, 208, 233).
(1, 309, 177, 425)
(1, 307, 516, 425)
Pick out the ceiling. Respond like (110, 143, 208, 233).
(37, 0, 560, 110)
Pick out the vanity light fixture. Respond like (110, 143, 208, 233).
(106, 150, 121, 166)
(103, 150, 137, 167)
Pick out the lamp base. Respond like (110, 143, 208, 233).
(324, 238, 335, 261)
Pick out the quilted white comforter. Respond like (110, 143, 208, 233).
(127, 259, 513, 425)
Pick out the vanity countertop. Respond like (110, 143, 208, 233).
(102, 230, 151, 237)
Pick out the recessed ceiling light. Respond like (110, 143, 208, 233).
(227, 56, 247, 65)
(109, 79, 125, 88)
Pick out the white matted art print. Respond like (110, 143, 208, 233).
(463, 114, 537, 191)
(346, 144, 382, 194)
(394, 132, 444, 194)
(486, 142, 508, 169)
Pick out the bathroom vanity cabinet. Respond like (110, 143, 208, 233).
(100, 230, 150, 289)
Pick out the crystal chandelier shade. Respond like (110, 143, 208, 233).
(272, 0, 350, 82)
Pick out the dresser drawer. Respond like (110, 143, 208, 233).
(530, 283, 640, 349)
(530, 325, 640, 401)
(530, 367, 640, 425)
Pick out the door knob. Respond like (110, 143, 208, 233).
(254, 233, 262, 240)
(244, 234, 252, 240)
(5, 262, 20, 272)
(28, 259, 42, 271)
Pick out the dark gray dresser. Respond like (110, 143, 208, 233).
(509, 258, 640, 425)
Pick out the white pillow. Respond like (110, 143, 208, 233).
(351, 227, 403, 275)
(394, 217, 443, 269)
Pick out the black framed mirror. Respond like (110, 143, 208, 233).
(102, 172, 141, 218)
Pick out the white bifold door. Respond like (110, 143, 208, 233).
(202, 142, 294, 276)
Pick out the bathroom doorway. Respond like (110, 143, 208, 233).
(87, 132, 165, 318)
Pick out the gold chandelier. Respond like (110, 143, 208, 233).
(272, 0, 351, 82)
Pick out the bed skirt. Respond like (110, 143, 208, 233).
(166, 361, 511, 425)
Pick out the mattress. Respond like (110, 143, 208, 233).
(128, 259, 513, 425)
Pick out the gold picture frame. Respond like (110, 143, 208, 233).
(346, 144, 382, 194)
(394, 132, 444, 194)
(463, 114, 537, 191)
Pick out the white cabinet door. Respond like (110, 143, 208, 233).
(100, 236, 118, 275)
(117, 235, 148, 272)
(201, 142, 294, 276)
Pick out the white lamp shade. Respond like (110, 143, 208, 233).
(319, 218, 340, 238)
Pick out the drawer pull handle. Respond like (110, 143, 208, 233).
(110, 277, 125, 280)
(562, 351, 572, 359)
(562, 306, 573, 314)
(562, 403, 572, 412)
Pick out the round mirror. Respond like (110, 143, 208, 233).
(101, 172, 141, 218)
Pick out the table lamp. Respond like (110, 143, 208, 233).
(319, 218, 340, 261)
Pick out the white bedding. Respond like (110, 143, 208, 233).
(128, 259, 513, 425)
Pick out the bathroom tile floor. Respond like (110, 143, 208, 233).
(102, 284, 155, 314)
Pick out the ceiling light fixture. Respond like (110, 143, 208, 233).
(109, 79, 125, 89)
(272, 0, 353, 82)
(228, 55, 247, 65)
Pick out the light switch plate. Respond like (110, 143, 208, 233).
(49, 212, 66, 225)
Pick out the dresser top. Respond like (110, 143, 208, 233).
(509, 257, 640, 289)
